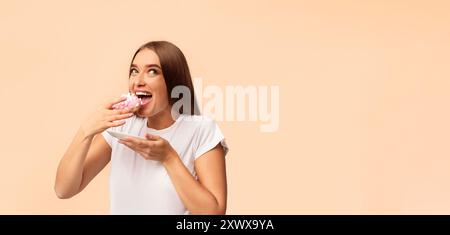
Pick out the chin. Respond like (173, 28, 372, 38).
(135, 113, 145, 118)
(135, 108, 147, 117)
(136, 107, 156, 118)
(136, 111, 150, 118)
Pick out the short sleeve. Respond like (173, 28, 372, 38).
(194, 118, 229, 160)
(101, 129, 114, 147)
(100, 116, 131, 148)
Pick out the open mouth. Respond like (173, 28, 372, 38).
(135, 91, 152, 105)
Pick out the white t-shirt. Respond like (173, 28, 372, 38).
(101, 114, 228, 215)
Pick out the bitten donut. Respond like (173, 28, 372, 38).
(112, 93, 142, 110)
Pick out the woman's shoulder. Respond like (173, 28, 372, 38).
(179, 115, 228, 158)
(179, 115, 217, 129)
(178, 115, 224, 139)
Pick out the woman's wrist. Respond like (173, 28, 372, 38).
(79, 125, 95, 141)
(162, 150, 179, 168)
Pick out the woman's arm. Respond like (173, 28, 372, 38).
(54, 130, 111, 199)
(54, 96, 137, 199)
(119, 134, 227, 214)
(163, 144, 227, 214)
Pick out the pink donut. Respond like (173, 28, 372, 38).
(112, 93, 142, 110)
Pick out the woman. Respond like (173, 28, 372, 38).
(54, 41, 228, 215)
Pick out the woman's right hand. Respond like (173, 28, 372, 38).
(80, 96, 140, 139)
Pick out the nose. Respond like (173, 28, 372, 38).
(130, 74, 146, 93)
(133, 73, 146, 87)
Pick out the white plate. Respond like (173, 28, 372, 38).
(107, 130, 145, 140)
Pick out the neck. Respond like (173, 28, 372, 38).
(147, 106, 177, 130)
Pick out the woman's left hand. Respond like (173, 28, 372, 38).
(119, 134, 177, 163)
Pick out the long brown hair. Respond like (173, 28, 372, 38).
(130, 41, 199, 115)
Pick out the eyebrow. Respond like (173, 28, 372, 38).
(131, 64, 161, 69)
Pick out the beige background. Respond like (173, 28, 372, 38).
(1, 0, 450, 214)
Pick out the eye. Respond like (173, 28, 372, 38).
(148, 68, 158, 76)
(130, 68, 139, 76)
